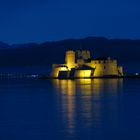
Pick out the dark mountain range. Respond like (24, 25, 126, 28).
(0, 37, 140, 73)
(0, 41, 11, 49)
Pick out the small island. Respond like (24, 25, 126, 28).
(51, 50, 124, 79)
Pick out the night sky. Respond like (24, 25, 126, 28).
(0, 0, 140, 44)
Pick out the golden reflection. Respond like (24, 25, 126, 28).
(53, 79, 123, 133)
(92, 79, 123, 94)
(53, 80, 76, 95)
(53, 80, 76, 134)
(53, 78, 123, 95)
(76, 79, 93, 95)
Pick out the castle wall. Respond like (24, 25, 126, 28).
(51, 67, 61, 78)
(74, 70, 93, 78)
(86, 59, 119, 77)
(51, 65, 68, 78)
(118, 66, 123, 76)
(77, 59, 85, 66)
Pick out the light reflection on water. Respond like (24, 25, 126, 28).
(1, 79, 140, 139)
(53, 79, 123, 136)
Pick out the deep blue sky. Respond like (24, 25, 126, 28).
(0, 0, 140, 44)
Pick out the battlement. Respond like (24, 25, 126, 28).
(91, 60, 117, 64)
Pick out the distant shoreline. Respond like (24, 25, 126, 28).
(39, 75, 140, 80)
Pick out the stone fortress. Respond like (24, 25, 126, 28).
(51, 50, 123, 78)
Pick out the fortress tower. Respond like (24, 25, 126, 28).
(77, 50, 91, 60)
(65, 50, 76, 70)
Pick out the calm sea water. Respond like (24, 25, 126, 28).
(0, 79, 140, 140)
